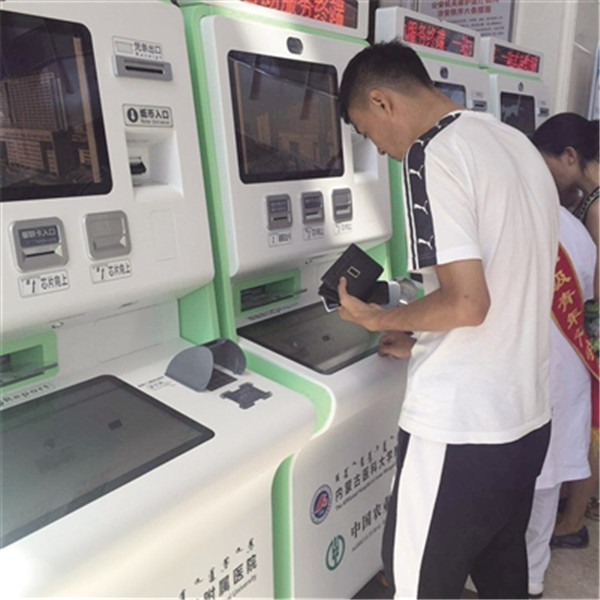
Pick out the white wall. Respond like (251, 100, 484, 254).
(512, 0, 599, 116)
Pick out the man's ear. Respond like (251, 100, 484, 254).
(367, 88, 393, 115)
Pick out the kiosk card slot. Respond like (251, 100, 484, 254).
(301, 192, 325, 224)
(267, 195, 293, 230)
(11, 218, 68, 272)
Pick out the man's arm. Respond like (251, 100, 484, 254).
(337, 258, 491, 332)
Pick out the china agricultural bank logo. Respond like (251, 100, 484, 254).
(326, 535, 345, 571)
(310, 484, 332, 525)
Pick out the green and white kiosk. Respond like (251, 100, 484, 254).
(0, 2, 314, 598)
(181, 1, 410, 597)
(479, 37, 550, 136)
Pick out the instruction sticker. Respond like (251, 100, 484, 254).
(268, 232, 293, 247)
(19, 270, 69, 297)
(113, 36, 164, 62)
(91, 259, 132, 283)
(334, 222, 353, 235)
(124, 105, 173, 128)
(303, 226, 325, 241)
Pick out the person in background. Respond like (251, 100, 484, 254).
(336, 40, 559, 599)
(531, 114, 600, 537)
(525, 205, 596, 597)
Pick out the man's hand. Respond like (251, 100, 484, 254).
(378, 331, 416, 359)
(337, 277, 383, 331)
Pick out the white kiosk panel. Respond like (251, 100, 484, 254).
(0, 2, 214, 339)
(480, 37, 550, 134)
(201, 16, 391, 278)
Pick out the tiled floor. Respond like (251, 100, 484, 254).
(542, 516, 599, 599)
(354, 514, 599, 599)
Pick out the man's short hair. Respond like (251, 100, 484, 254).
(339, 40, 433, 124)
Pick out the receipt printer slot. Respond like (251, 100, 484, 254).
(114, 56, 172, 81)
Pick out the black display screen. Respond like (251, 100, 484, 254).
(238, 302, 379, 374)
(0, 375, 214, 546)
(500, 92, 536, 136)
(434, 81, 467, 107)
(228, 50, 344, 183)
(0, 11, 112, 202)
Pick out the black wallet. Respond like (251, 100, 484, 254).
(318, 243, 383, 311)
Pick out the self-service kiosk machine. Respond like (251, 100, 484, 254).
(0, 2, 315, 598)
(480, 37, 550, 136)
(181, 2, 409, 597)
(375, 6, 490, 278)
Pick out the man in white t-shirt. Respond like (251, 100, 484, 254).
(337, 40, 559, 598)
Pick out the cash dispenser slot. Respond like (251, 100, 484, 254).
(114, 56, 172, 81)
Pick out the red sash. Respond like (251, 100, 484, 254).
(552, 243, 599, 381)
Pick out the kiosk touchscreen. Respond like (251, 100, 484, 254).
(0, 2, 315, 598)
(183, 3, 408, 598)
(375, 6, 490, 278)
(480, 37, 550, 136)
